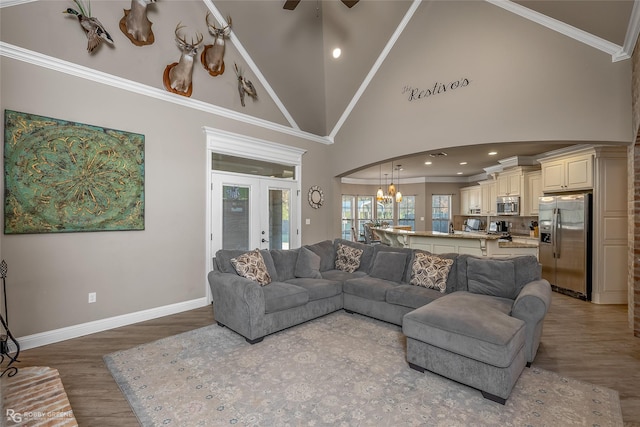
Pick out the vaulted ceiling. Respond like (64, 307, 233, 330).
(1, 0, 637, 178)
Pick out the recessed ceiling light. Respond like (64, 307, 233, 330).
(459, 162, 467, 165)
(488, 151, 498, 156)
(457, 172, 463, 175)
(332, 48, 342, 59)
(424, 161, 432, 165)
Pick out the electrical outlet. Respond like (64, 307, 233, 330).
(88, 292, 96, 303)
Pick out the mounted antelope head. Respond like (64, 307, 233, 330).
(201, 13, 231, 77)
(163, 24, 203, 97)
(120, 0, 156, 46)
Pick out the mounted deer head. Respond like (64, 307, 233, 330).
(163, 23, 203, 97)
(201, 12, 231, 77)
(119, 0, 156, 46)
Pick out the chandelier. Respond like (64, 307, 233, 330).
(376, 162, 402, 204)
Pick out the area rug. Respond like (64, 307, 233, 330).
(104, 311, 623, 426)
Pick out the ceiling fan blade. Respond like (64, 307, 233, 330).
(341, 0, 359, 8)
(283, 0, 301, 10)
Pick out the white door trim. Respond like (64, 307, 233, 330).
(203, 127, 306, 302)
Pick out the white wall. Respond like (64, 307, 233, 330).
(0, 57, 335, 338)
(330, 1, 632, 178)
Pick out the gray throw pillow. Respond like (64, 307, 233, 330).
(467, 258, 516, 299)
(295, 247, 322, 279)
(369, 251, 407, 282)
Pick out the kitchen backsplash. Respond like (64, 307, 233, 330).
(454, 215, 539, 236)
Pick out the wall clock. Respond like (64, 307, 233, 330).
(308, 185, 324, 209)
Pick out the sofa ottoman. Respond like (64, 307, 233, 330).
(403, 291, 527, 404)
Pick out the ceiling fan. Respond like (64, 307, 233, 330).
(283, 0, 359, 10)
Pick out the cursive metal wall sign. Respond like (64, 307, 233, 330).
(402, 78, 471, 102)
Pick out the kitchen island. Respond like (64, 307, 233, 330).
(372, 228, 538, 258)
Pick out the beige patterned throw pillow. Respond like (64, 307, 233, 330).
(335, 243, 363, 273)
(410, 252, 453, 292)
(231, 249, 272, 286)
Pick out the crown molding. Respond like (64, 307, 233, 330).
(204, 126, 306, 165)
(0, 42, 333, 145)
(0, 0, 36, 8)
(618, 0, 640, 61)
(486, 0, 626, 62)
(341, 175, 474, 185)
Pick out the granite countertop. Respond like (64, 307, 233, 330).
(374, 228, 540, 248)
(498, 241, 539, 248)
(373, 228, 502, 240)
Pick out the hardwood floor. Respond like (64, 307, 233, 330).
(13, 293, 640, 426)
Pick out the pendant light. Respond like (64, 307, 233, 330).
(395, 164, 403, 203)
(388, 161, 396, 198)
(376, 164, 384, 201)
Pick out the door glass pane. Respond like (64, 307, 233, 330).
(212, 153, 295, 179)
(269, 188, 290, 250)
(341, 195, 355, 241)
(357, 196, 374, 237)
(222, 185, 249, 250)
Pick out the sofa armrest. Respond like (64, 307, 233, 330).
(207, 270, 265, 339)
(510, 279, 552, 363)
(511, 279, 552, 322)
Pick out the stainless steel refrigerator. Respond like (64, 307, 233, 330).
(538, 193, 592, 300)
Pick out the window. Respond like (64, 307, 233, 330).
(398, 196, 415, 230)
(432, 195, 451, 233)
(342, 193, 414, 239)
(376, 199, 394, 224)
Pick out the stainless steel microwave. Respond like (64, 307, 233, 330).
(496, 196, 520, 215)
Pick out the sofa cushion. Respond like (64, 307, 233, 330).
(270, 248, 300, 282)
(343, 276, 400, 302)
(402, 292, 524, 368)
(294, 247, 322, 279)
(467, 258, 516, 299)
(230, 249, 272, 286)
(305, 240, 336, 272)
(369, 251, 408, 282)
(335, 243, 363, 273)
(408, 251, 459, 292)
(320, 269, 367, 282)
(370, 245, 413, 281)
(215, 249, 278, 280)
(333, 239, 375, 273)
(409, 252, 454, 293)
(456, 254, 541, 295)
(262, 282, 309, 314)
(285, 278, 342, 301)
(385, 284, 444, 309)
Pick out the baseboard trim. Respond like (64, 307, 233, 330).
(14, 297, 210, 351)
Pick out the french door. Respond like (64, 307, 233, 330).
(211, 172, 298, 253)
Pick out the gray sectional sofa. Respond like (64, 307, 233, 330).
(207, 238, 552, 403)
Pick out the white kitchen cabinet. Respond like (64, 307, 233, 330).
(540, 153, 593, 192)
(479, 180, 497, 215)
(523, 171, 542, 215)
(460, 185, 481, 215)
(496, 171, 522, 196)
